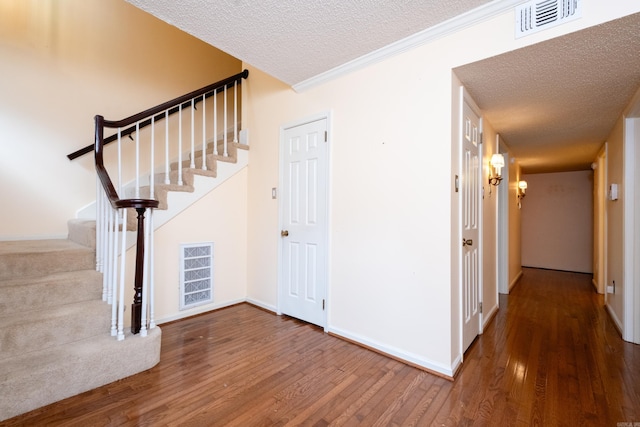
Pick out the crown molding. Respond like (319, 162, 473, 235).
(292, 0, 522, 93)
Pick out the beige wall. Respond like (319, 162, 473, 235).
(521, 171, 594, 273)
(507, 154, 523, 290)
(0, 0, 240, 239)
(4, 0, 640, 372)
(606, 113, 626, 329)
(152, 170, 248, 323)
(607, 87, 640, 343)
(243, 1, 640, 375)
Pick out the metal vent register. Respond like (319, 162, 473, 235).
(515, 0, 581, 38)
(180, 243, 214, 310)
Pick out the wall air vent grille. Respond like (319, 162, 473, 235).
(180, 243, 214, 310)
(515, 0, 581, 38)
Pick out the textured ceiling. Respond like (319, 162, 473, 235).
(455, 12, 640, 173)
(125, 1, 640, 175)
(125, 0, 491, 86)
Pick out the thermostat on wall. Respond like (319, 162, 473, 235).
(609, 183, 618, 201)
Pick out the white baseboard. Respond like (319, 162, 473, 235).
(509, 270, 523, 291)
(327, 325, 455, 379)
(245, 298, 277, 313)
(155, 298, 246, 325)
(482, 303, 499, 329)
(605, 303, 623, 336)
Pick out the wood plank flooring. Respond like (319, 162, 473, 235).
(4, 267, 640, 426)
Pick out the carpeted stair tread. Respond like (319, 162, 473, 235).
(0, 327, 161, 421)
(67, 219, 96, 248)
(0, 270, 102, 315)
(0, 299, 111, 360)
(0, 239, 95, 281)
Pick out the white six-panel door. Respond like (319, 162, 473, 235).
(462, 99, 482, 352)
(279, 118, 328, 327)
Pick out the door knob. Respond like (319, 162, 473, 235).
(281, 230, 289, 237)
(463, 238, 473, 247)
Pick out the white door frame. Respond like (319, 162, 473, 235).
(623, 116, 640, 344)
(497, 144, 510, 295)
(277, 111, 332, 331)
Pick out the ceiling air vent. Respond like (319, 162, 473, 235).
(515, 0, 581, 38)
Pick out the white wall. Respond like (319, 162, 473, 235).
(0, 0, 240, 239)
(521, 171, 594, 273)
(244, 1, 640, 376)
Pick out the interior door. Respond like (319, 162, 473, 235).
(279, 118, 328, 327)
(461, 99, 482, 352)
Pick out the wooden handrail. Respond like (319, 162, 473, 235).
(94, 115, 159, 211)
(69, 69, 249, 160)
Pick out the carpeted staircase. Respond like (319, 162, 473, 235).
(1, 135, 247, 421)
(0, 219, 161, 422)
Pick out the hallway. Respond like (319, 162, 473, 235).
(457, 267, 640, 425)
(4, 268, 640, 425)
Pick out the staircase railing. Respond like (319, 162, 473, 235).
(90, 70, 249, 340)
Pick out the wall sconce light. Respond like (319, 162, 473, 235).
(517, 180, 527, 209)
(518, 180, 528, 199)
(488, 153, 505, 186)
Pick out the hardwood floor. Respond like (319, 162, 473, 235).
(4, 268, 640, 426)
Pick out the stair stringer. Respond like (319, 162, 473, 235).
(150, 146, 248, 233)
(78, 146, 248, 251)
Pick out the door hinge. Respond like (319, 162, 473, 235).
(479, 302, 483, 313)
(324, 131, 328, 142)
(322, 299, 325, 310)
(479, 133, 483, 144)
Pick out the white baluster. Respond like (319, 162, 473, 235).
(117, 207, 127, 341)
(110, 207, 118, 337)
(135, 122, 140, 199)
(140, 207, 151, 337)
(150, 116, 155, 199)
(149, 210, 156, 330)
(178, 104, 183, 185)
(99, 188, 108, 301)
(190, 99, 195, 169)
(115, 128, 124, 338)
(117, 129, 122, 198)
(223, 85, 228, 157)
(164, 110, 170, 185)
(106, 201, 114, 305)
(96, 177, 102, 274)
(233, 80, 238, 143)
(202, 94, 207, 170)
(213, 91, 218, 156)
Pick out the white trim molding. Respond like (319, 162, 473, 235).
(292, 0, 523, 92)
(328, 326, 457, 379)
